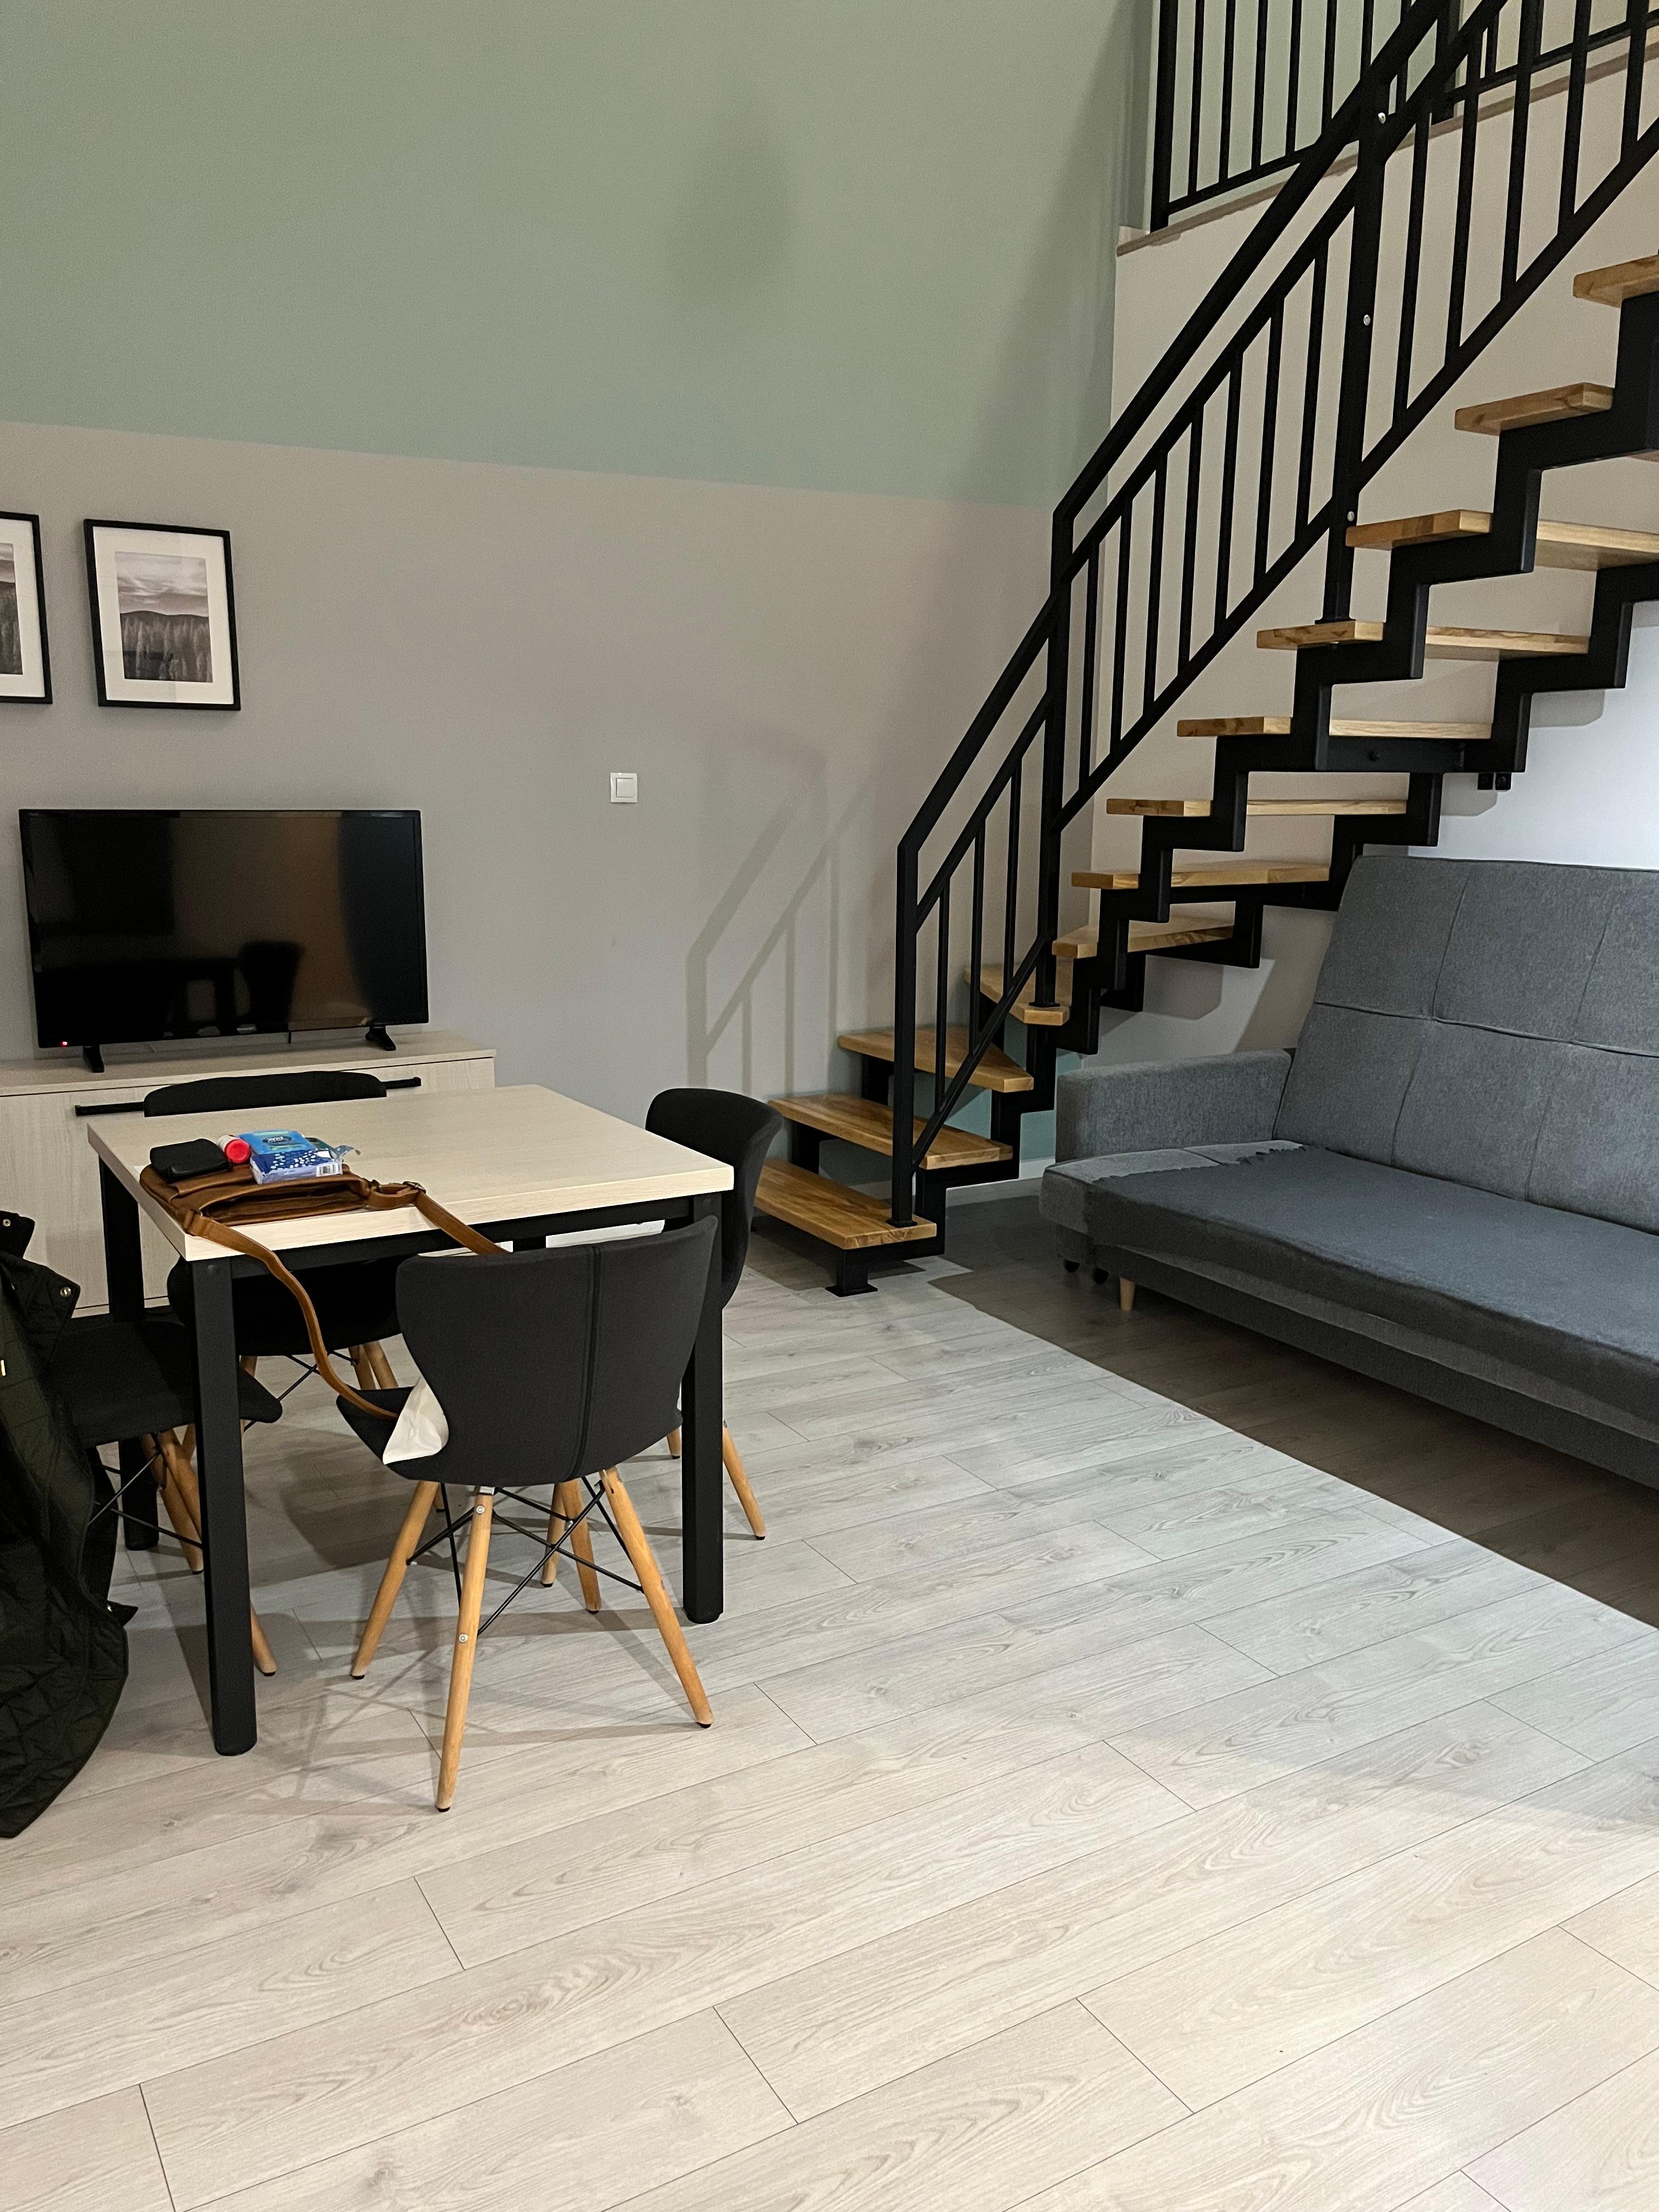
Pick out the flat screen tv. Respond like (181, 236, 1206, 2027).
(20, 809, 427, 1067)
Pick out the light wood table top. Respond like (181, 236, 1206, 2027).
(88, 1084, 733, 1264)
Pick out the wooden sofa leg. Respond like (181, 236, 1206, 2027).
(1119, 1278, 1137, 1314)
(666, 1427, 681, 1459)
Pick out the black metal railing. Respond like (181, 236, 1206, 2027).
(889, 0, 1659, 1226)
(1151, 0, 1650, 227)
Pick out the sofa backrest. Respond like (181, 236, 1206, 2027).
(1275, 853, 1659, 1232)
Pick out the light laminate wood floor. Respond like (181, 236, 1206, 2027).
(11, 1192, 1659, 2211)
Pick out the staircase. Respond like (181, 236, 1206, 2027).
(757, 0, 1659, 1293)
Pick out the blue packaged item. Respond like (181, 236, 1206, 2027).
(237, 1130, 354, 1184)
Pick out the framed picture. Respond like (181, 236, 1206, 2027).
(0, 512, 51, 703)
(84, 520, 239, 709)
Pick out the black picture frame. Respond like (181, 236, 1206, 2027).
(0, 511, 52, 704)
(84, 519, 240, 710)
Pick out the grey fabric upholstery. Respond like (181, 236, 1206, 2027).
(1055, 1050, 1292, 1165)
(1040, 854, 1659, 1483)
(1078, 1144, 1659, 1429)
(1275, 854, 1659, 1232)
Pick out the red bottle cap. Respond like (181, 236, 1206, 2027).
(223, 1136, 252, 1165)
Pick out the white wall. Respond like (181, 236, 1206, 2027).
(0, 419, 1047, 1118)
(1084, 66, 1659, 1069)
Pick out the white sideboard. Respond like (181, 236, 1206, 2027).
(0, 1029, 495, 1310)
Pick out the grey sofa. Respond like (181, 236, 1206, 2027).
(1041, 853, 1659, 1483)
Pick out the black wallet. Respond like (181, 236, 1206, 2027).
(149, 1138, 228, 1181)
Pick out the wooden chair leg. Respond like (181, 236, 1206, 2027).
(365, 1342, 398, 1390)
(349, 1346, 378, 1393)
(721, 1425, 766, 1540)
(353, 1479, 441, 1677)
(666, 1427, 681, 1459)
(600, 1467, 711, 1726)
(540, 1487, 565, 1587)
(563, 1482, 602, 1611)
(157, 1429, 277, 1673)
(1119, 1278, 1137, 1314)
(145, 1432, 201, 1571)
(436, 1490, 495, 1811)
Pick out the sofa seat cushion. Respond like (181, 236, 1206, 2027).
(1078, 1144, 1659, 1426)
(1041, 1141, 1301, 1236)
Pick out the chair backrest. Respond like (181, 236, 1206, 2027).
(645, 1088, 780, 1306)
(1275, 853, 1659, 1232)
(142, 1069, 388, 1118)
(393, 1216, 718, 1487)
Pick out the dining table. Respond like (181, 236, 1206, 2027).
(89, 1082, 733, 1754)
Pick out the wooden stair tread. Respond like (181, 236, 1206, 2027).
(1073, 860, 1331, 891)
(1346, 511, 1659, 568)
(770, 1092, 1011, 1167)
(1454, 382, 1612, 435)
(1257, 620, 1588, 659)
(1105, 797, 1407, 817)
(1575, 252, 1659, 306)
(1054, 909, 1237, 958)
(1176, 715, 1488, 740)
(837, 1025, 1034, 1093)
(969, 963, 1070, 1024)
(755, 1159, 935, 1249)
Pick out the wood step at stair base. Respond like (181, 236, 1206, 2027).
(755, 1160, 934, 1251)
(1346, 511, 1659, 568)
(1054, 908, 1237, 958)
(771, 1092, 1011, 1168)
(1454, 382, 1613, 435)
(1105, 797, 1407, 817)
(1074, 860, 1331, 893)
(1575, 252, 1659, 306)
(837, 1025, 1033, 1093)
(1177, 715, 1487, 740)
(1257, 620, 1589, 659)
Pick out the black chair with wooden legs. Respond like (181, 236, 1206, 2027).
(144, 1070, 405, 1402)
(646, 1088, 780, 1539)
(0, 1205, 289, 1674)
(337, 1217, 719, 1811)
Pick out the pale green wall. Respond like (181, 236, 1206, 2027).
(0, 0, 1148, 506)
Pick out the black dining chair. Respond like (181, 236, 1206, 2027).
(144, 1070, 404, 1397)
(646, 1088, 781, 1539)
(0, 1206, 289, 1673)
(337, 1217, 719, 1810)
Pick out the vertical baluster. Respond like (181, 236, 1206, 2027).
(1109, 518, 1130, 753)
(1178, 408, 1204, 667)
(1152, 0, 1178, 229)
(890, 847, 918, 1226)
(1296, 244, 1327, 535)
(1189, 0, 1208, 200)
(1143, 463, 1168, 719)
(969, 828, 986, 1047)
(1321, 0, 1339, 123)
(1444, 43, 1482, 360)
(1361, 0, 1376, 71)
(1624, 0, 1647, 154)
(1255, 304, 1283, 578)
(1324, 127, 1385, 620)
(1002, 760, 1021, 998)
(1502, 0, 1541, 291)
(1221, 0, 1239, 187)
(1560, 0, 1592, 221)
(1393, 110, 1430, 416)
(934, 878, 950, 1120)
(1215, 362, 1243, 629)
(1286, 0, 1304, 161)
(1250, 0, 1270, 171)
(1078, 548, 1100, 787)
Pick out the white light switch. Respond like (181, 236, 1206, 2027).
(610, 772, 639, 804)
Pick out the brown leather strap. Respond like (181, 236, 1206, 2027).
(170, 1180, 506, 1422)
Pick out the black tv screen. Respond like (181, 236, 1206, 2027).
(20, 809, 428, 1050)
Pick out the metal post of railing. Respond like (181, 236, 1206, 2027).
(1321, 111, 1388, 616)
(1150, 0, 1180, 229)
(1034, 515, 1075, 1012)
(889, 845, 919, 1227)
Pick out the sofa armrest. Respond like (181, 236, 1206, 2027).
(1054, 1051, 1292, 1164)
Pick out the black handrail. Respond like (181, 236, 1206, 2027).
(888, 0, 1659, 1227)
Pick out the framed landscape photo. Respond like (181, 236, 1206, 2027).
(0, 512, 52, 703)
(84, 520, 239, 709)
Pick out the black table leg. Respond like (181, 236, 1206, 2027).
(190, 1256, 256, 1753)
(679, 1191, 724, 1622)
(99, 1162, 157, 1551)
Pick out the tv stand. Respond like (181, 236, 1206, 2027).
(364, 1023, 397, 1053)
(82, 1044, 104, 1075)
